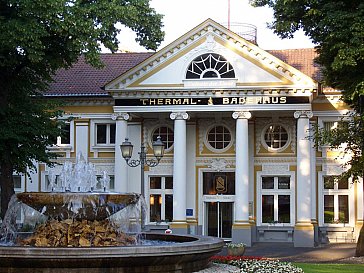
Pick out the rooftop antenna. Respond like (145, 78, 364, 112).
(228, 0, 231, 29)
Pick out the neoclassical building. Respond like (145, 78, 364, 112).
(15, 19, 363, 247)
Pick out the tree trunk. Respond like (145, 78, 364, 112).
(356, 225, 364, 256)
(0, 161, 15, 220)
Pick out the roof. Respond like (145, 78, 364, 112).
(268, 48, 322, 82)
(47, 52, 154, 96)
(47, 49, 320, 97)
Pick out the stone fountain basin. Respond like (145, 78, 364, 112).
(16, 192, 140, 221)
(0, 233, 224, 273)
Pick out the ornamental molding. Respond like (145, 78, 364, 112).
(94, 165, 115, 175)
(322, 164, 345, 175)
(147, 164, 173, 175)
(207, 158, 231, 172)
(170, 112, 189, 120)
(46, 162, 115, 175)
(196, 157, 235, 168)
(294, 110, 313, 119)
(261, 164, 290, 174)
(254, 157, 296, 164)
(111, 112, 130, 121)
(232, 111, 252, 120)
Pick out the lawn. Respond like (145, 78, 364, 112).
(294, 263, 364, 273)
(211, 256, 364, 273)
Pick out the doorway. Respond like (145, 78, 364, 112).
(206, 201, 233, 239)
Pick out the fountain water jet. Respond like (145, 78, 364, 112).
(0, 153, 223, 272)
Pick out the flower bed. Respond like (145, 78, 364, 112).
(211, 256, 304, 273)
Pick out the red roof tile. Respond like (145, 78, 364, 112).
(268, 48, 322, 82)
(47, 49, 321, 97)
(47, 53, 153, 96)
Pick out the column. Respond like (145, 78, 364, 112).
(232, 111, 252, 246)
(112, 112, 130, 193)
(294, 110, 315, 247)
(170, 111, 189, 234)
(310, 120, 318, 241)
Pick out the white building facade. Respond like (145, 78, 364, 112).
(16, 19, 363, 247)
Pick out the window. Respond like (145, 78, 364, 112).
(323, 176, 349, 224)
(149, 176, 173, 223)
(260, 176, 293, 224)
(206, 125, 232, 151)
(96, 124, 116, 145)
(51, 123, 71, 146)
(263, 124, 289, 152)
(203, 172, 235, 195)
(186, 53, 235, 79)
(152, 126, 174, 150)
(13, 175, 22, 189)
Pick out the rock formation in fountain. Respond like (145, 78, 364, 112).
(0, 152, 143, 247)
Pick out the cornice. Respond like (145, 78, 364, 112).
(105, 19, 317, 93)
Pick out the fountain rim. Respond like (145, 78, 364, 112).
(0, 233, 224, 257)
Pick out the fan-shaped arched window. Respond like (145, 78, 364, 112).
(186, 53, 235, 79)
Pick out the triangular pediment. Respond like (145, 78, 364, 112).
(105, 19, 317, 93)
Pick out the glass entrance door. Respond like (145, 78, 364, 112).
(206, 202, 233, 239)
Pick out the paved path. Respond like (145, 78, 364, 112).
(218, 243, 358, 263)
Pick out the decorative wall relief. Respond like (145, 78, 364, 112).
(208, 158, 230, 172)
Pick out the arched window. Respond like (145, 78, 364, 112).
(186, 53, 235, 79)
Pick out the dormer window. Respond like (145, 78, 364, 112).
(186, 53, 235, 79)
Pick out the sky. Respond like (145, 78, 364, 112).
(115, 0, 315, 52)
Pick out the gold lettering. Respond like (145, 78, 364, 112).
(158, 99, 163, 105)
(272, 97, 279, 104)
(230, 98, 237, 104)
(165, 99, 171, 105)
(256, 97, 262, 104)
(246, 97, 254, 104)
(239, 97, 246, 104)
(190, 98, 197, 105)
(223, 98, 230, 104)
(263, 97, 270, 104)
(173, 99, 181, 104)
(280, 97, 287, 103)
(140, 99, 148, 105)
(149, 99, 156, 105)
(182, 98, 189, 104)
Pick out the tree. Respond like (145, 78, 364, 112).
(0, 0, 164, 219)
(250, 0, 364, 256)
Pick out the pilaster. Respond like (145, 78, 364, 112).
(112, 112, 130, 193)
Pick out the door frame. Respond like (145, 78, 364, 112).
(198, 168, 235, 237)
(203, 198, 235, 238)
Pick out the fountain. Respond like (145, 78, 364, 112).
(0, 153, 223, 273)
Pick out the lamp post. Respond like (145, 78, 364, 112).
(120, 136, 165, 229)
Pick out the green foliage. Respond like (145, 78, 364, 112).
(0, 95, 65, 174)
(0, 0, 164, 171)
(294, 263, 364, 273)
(0, 0, 164, 218)
(312, 113, 364, 181)
(250, 0, 364, 110)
